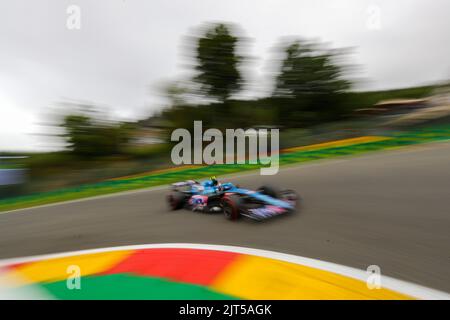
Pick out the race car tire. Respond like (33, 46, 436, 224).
(221, 195, 241, 220)
(167, 191, 187, 210)
(257, 185, 281, 198)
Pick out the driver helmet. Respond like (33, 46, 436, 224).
(210, 176, 219, 186)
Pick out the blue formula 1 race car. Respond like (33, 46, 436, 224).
(167, 176, 299, 221)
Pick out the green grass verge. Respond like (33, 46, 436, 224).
(1, 125, 449, 212)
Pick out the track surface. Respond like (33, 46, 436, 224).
(0, 142, 449, 292)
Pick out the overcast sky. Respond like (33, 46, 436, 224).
(1, 0, 449, 152)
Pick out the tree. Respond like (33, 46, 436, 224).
(273, 40, 351, 123)
(62, 113, 132, 157)
(194, 23, 243, 102)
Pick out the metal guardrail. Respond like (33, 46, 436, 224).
(0, 169, 26, 186)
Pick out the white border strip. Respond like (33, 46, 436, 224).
(1, 243, 449, 300)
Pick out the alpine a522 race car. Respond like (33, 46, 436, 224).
(167, 177, 299, 221)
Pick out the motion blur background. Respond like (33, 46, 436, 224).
(1, 0, 450, 199)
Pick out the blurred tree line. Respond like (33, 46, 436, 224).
(159, 23, 358, 133)
(61, 109, 135, 157)
(60, 22, 434, 157)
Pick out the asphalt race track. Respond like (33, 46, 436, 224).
(0, 142, 449, 293)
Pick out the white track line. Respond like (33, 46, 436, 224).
(0, 243, 449, 300)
